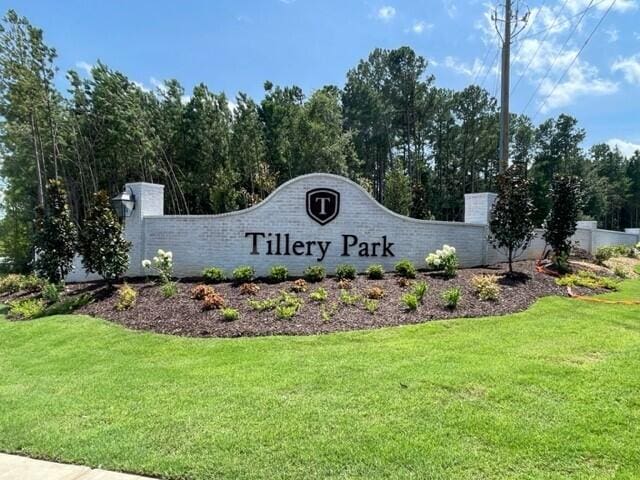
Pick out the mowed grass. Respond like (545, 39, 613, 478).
(1, 282, 640, 480)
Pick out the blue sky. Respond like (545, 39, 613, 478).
(7, 0, 640, 155)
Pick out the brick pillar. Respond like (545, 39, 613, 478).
(123, 182, 164, 277)
(464, 192, 497, 225)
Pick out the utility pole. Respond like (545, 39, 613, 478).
(493, 1, 529, 173)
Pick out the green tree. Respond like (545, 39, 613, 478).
(34, 179, 77, 282)
(489, 167, 537, 275)
(79, 191, 131, 284)
(543, 175, 582, 266)
(383, 164, 412, 216)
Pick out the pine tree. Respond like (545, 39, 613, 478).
(34, 179, 78, 282)
(79, 191, 131, 284)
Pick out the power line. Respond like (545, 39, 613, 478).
(472, 43, 495, 86)
(480, 46, 501, 89)
(532, 0, 617, 119)
(520, 0, 596, 116)
(511, 0, 569, 95)
(511, 0, 548, 64)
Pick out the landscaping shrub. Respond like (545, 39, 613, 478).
(595, 245, 637, 263)
(247, 297, 278, 312)
(232, 265, 255, 284)
(269, 265, 288, 283)
(20, 275, 44, 293)
(556, 270, 619, 291)
(142, 249, 173, 283)
(8, 298, 45, 320)
(161, 281, 178, 298)
(366, 286, 385, 299)
(335, 264, 356, 280)
(43, 293, 92, 316)
(116, 284, 137, 311)
(543, 174, 582, 268)
(41, 282, 62, 304)
(337, 279, 352, 290)
(290, 279, 308, 292)
(274, 291, 303, 319)
(441, 287, 462, 309)
(401, 293, 419, 311)
(202, 267, 225, 284)
(221, 307, 239, 322)
(34, 179, 78, 283)
(365, 264, 384, 279)
(339, 289, 360, 305)
(411, 281, 428, 303)
(191, 284, 215, 300)
(363, 299, 379, 314)
(79, 191, 131, 284)
(304, 265, 325, 282)
(425, 245, 459, 278)
(489, 166, 537, 275)
(0, 274, 43, 294)
(203, 292, 225, 310)
(320, 303, 339, 322)
(471, 274, 501, 301)
(239, 282, 260, 295)
(309, 287, 328, 302)
(614, 266, 628, 279)
(394, 259, 417, 278)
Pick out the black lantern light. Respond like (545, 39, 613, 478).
(111, 187, 136, 218)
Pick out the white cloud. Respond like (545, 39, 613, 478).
(132, 81, 150, 93)
(612, 54, 640, 84)
(635, 32, 640, 40)
(150, 77, 169, 94)
(566, 0, 637, 14)
(604, 28, 619, 42)
(606, 138, 640, 157)
(376, 6, 396, 22)
(409, 20, 432, 34)
(75, 61, 93, 76)
(443, 0, 457, 18)
(443, 56, 493, 78)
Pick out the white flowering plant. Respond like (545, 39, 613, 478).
(425, 244, 459, 278)
(142, 249, 173, 283)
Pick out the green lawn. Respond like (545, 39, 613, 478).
(1, 282, 640, 480)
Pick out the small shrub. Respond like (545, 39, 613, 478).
(269, 265, 288, 283)
(41, 282, 62, 304)
(203, 292, 225, 310)
(191, 284, 215, 300)
(596, 245, 637, 263)
(411, 281, 428, 303)
(276, 304, 298, 320)
(8, 298, 45, 319)
(614, 266, 628, 279)
(304, 265, 326, 282)
(337, 278, 352, 290)
(221, 307, 239, 322)
(310, 287, 328, 302)
(20, 275, 45, 293)
(366, 286, 385, 299)
(441, 287, 462, 309)
(239, 282, 260, 295)
(401, 293, 419, 311)
(142, 249, 173, 284)
(43, 293, 92, 316)
(335, 264, 357, 280)
(556, 270, 619, 291)
(471, 274, 501, 301)
(395, 259, 417, 279)
(425, 245, 459, 277)
(116, 284, 137, 311)
(202, 267, 225, 284)
(339, 289, 360, 305)
(275, 291, 303, 319)
(290, 278, 308, 293)
(247, 298, 278, 312)
(320, 303, 339, 322)
(0, 274, 25, 294)
(365, 264, 384, 280)
(232, 265, 255, 284)
(161, 281, 178, 298)
(363, 299, 379, 314)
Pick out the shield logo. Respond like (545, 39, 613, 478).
(306, 188, 340, 225)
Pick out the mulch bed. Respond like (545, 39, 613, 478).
(67, 260, 589, 338)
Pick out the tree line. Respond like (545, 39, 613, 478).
(1, 9, 639, 272)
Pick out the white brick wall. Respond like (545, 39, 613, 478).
(65, 173, 640, 282)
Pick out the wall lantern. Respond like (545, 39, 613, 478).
(111, 187, 136, 218)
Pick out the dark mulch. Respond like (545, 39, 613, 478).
(68, 261, 589, 338)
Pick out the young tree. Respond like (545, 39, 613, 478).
(79, 191, 131, 284)
(489, 167, 537, 275)
(34, 179, 78, 282)
(543, 175, 582, 267)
